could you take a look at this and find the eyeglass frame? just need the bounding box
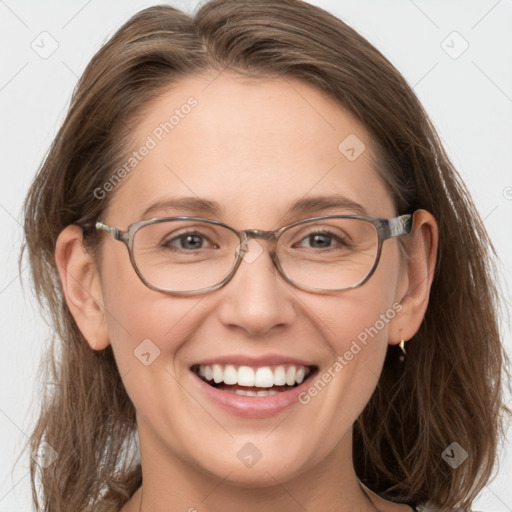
[95,212,414,296]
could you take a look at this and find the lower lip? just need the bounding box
[191,371,315,418]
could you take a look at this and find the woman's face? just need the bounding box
[97,72,408,485]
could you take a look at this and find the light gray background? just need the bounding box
[1,0,511,510]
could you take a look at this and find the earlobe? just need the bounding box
[55,225,110,351]
[388,209,438,346]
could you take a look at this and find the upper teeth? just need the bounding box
[197,364,311,387]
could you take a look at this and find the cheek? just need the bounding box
[99,249,194,371]
[303,251,402,414]
[320,249,401,352]
[100,273,203,431]
[320,292,394,387]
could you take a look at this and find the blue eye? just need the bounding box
[163,231,212,251]
[295,229,348,250]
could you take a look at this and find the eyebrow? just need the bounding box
[141,194,368,220]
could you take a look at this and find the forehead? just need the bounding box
[104,72,394,227]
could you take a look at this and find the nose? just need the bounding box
[216,239,296,336]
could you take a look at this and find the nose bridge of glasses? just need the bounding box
[239,228,279,250]
[242,228,277,241]
[235,229,279,263]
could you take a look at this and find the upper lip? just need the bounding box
[191,354,317,368]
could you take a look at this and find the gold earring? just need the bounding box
[396,313,406,361]
[399,339,406,362]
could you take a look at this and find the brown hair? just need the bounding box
[21,0,509,510]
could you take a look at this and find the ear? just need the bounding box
[55,225,110,351]
[388,209,438,345]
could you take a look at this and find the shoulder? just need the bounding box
[415,504,481,512]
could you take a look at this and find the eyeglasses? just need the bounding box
[95,213,413,296]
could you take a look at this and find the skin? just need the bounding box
[56,72,437,512]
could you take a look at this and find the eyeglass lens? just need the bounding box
[132,218,380,293]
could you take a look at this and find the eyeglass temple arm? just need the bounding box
[95,221,127,242]
[386,214,413,239]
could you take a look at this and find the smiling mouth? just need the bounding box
[190,363,318,396]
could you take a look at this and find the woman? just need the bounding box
[22,0,509,510]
